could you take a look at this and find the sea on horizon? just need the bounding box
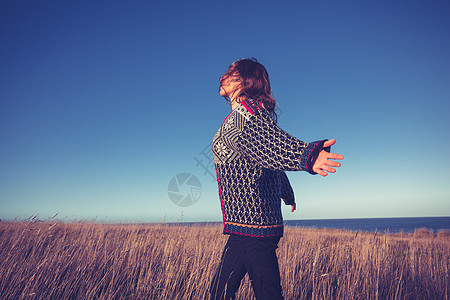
[284,216,450,234]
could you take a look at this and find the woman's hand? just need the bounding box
[291,203,296,212]
[312,139,344,176]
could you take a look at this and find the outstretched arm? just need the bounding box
[312,139,344,176]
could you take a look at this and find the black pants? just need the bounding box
[209,234,284,300]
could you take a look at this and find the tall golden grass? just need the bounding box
[0,221,448,299]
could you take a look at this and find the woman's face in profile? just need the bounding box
[219,75,241,98]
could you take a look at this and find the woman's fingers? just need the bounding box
[323,139,336,148]
[323,166,336,173]
[314,154,343,176]
[316,169,328,176]
[326,160,341,168]
[329,153,344,160]
[323,139,344,159]
[312,140,344,176]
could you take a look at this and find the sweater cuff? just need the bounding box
[282,198,295,206]
[299,140,329,174]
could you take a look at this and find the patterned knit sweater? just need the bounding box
[212,99,327,237]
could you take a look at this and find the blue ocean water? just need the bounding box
[284,217,450,234]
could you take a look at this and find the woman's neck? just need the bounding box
[231,99,239,110]
[230,96,247,110]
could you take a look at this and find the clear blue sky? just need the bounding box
[1,0,449,222]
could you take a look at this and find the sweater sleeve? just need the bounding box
[234,105,327,174]
[280,171,295,205]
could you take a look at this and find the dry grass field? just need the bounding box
[0,221,448,299]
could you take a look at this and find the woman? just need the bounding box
[209,58,343,300]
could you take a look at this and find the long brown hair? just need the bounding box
[220,58,277,122]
